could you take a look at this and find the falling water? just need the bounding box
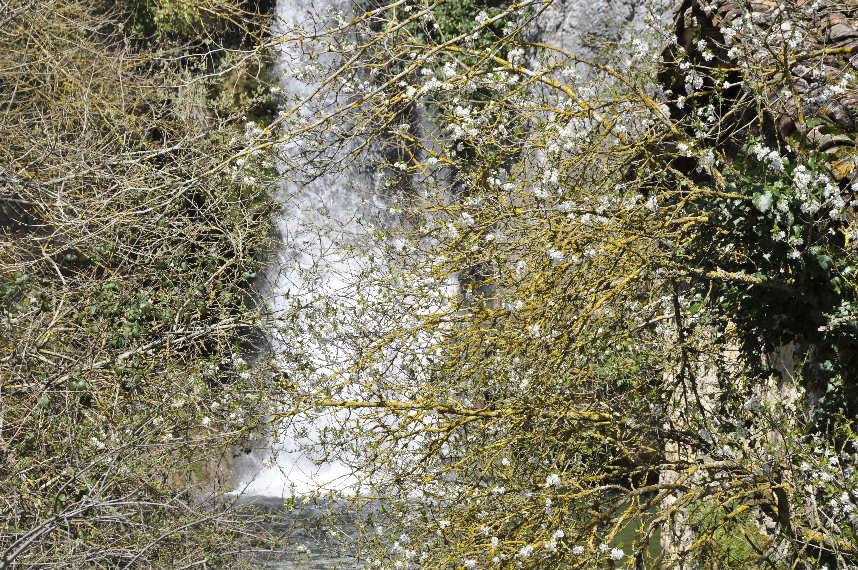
[236,0,389,499]
[225,1,391,566]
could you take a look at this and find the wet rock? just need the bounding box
[829,23,858,43]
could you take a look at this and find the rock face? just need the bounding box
[534,0,678,64]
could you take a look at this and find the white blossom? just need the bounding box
[753,191,773,213]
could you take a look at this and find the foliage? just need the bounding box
[4,0,856,566]
[263,0,858,568]
[126,0,275,43]
[0,0,278,565]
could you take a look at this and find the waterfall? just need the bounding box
[235,0,390,499]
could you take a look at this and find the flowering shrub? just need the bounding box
[263,0,857,567]
[688,143,858,413]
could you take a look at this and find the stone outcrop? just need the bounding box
[663,0,858,185]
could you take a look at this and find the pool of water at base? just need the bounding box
[239,495,362,569]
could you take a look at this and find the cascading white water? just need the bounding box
[235,0,391,498]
